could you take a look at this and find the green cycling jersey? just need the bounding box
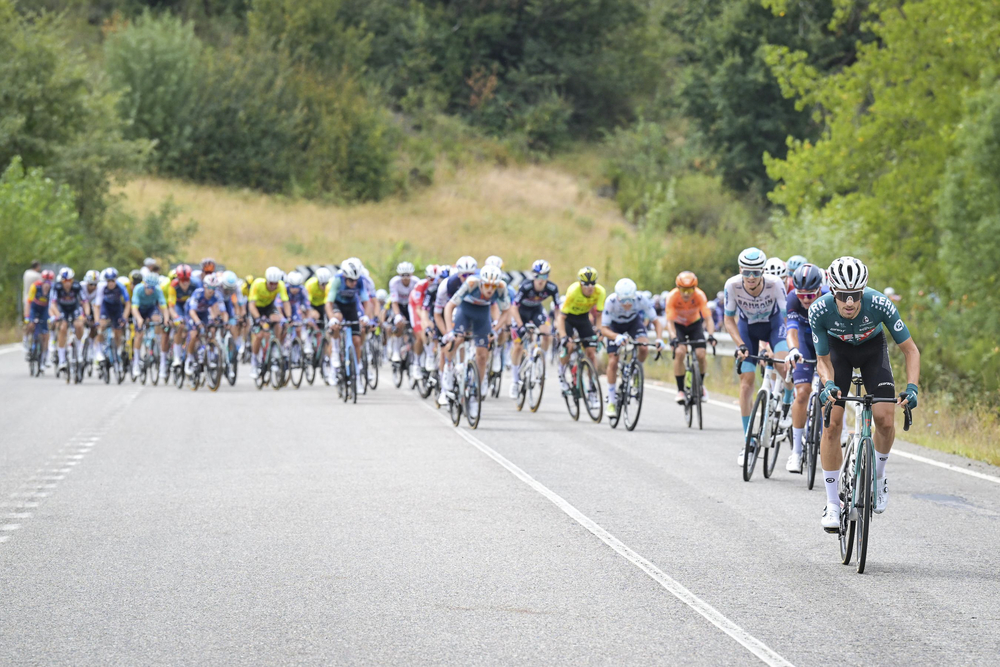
[808,288,911,356]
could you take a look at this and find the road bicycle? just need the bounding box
[390,328,415,390]
[802,373,825,490]
[25,318,47,377]
[96,323,127,385]
[608,336,660,431]
[675,338,716,430]
[283,321,307,389]
[559,335,603,423]
[219,325,239,387]
[136,322,162,385]
[253,320,287,390]
[824,375,911,574]
[486,336,505,399]
[302,322,325,386]
[741,354,795,482]
[513,325,548,413]
[188,320,224,392]
[333,320,361,403]
[361,329,380,391]
[416,335,442,401]
[445,339,481,429]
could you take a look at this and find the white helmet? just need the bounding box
[456,256,478,275]
[396,261,415,275]
[479,265,503,287]
[425,264,438,278]
[265,266,284,283]
[615,278,638,302]
[286,270,304,287]
[204,273,222,289]
[532,259,551,276]
[827,256,869,291]
[315,267,332,285]
[346,256,363,269]
[485,255,504,269]
[375,288,388,302]
[340,259,362,281]
[640,290,652,300]
[738,247,767,271]
[764,257,787,278]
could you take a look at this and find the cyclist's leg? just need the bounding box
[737,318,761,431]
[858,334,897,463]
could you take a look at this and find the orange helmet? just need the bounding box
[676,271,698,288]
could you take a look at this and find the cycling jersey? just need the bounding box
[560,282,606,316]
[52,282,84,310]
[27,281,52,308]
[95,280,130,310]
[303,276,329,308]
[808,288,911,356]
[186,287,224,317]
[167,280,197,312]
[326,273,369,306]
[601,293,656,326]
[248,278,289,308]
[665,288,711,326]
[449,277,512,310]
[131,284,167,309]
[388,275,415,304]
[285,285,309,317]
[409,278,431,330]
[435,274,469,314]
[785,286,830,346]
[514,280,562,308]
[723,274,786,324]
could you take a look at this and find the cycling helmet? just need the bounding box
[578,266,598,285]
[485,255,504,269]
[143,273,160,288]
[339,260,362,281]
[143,257,155,268]
[264,266,284,283]
[827,256,869,291]
[315,267,332,285]
[201,257,216,273]
[532,259,551,277]
[738,247,767,271]
[286,270,304,287]
[786,255,808,273]
[480,265,503,287]
[763,258,787,278]
[222,270,239,288]
[640,290,652,300]
[375,288,388,302]
[346,256,363,270]
[424,264,437,279]
[456,256,478,275]
[130,269,142,285]
[58,267,75,281]
[615,278,637,302]
[139,266,151,279]
[396,261,415,276]
[176,264,192,281]
[439,266,451,280]
[203,273,221,289]
[244,274,254,286]
[675,271,698,288]
[102,267,118,281]
[84,270,100,285]
[792,263,824,291]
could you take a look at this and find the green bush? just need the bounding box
[104,11,204,173]
[603,121,687,216]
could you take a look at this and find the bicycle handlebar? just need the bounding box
[823,397,912,431]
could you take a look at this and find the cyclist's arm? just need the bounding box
[443,301,456,332]
[898,337,920,388]
[724,314,743,348]
[555,309,567,338]
[816,353,835,389]
[249,301,261,320]
[786,326,800,351]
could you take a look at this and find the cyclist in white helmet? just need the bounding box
[388,261,417,365]
[435,256,477,400]
[599,278,664,417]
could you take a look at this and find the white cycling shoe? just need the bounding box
[675,390,685,404]
[785,452,803,474]
[737,447,746,467]
[390,351,401,363]
[874,477,889,514]
[822,502,842,533]
[509,381,520,399]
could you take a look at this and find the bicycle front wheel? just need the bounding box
[856,438,874,574]
[464,362,481,429]
[623,362,644,431]
[580,358,603,423]
[806,393,822,490]
[562,364,580,421]
[743,390,767,482]
[692,366,703,430]
[269,343,284,390]
[206,342,223,391]
[528,352,545,412]
[763,407,782,479]
[839,444,856,565]
[347,349,358,404]
[289,339,305,389]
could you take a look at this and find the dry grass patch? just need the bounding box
[119,165,631,286]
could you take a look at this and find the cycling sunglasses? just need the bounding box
[834,289,864,302]
[679,286,696,295]
[580,280,597,286]
[795,290,819,300]
[741,269,762,278]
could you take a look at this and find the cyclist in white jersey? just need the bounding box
[724,248,792,465]
[388,262,416,363]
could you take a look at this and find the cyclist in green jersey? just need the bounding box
[809,257,921,531]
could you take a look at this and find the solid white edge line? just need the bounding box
[421,403,795,667]
[647,382,1000,484]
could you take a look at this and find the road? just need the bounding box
[1,346,999,666]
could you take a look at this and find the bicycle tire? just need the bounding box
[515,368,527,411]
[608,378,622,429]
[856,438,874,574]
[684,368,694,428]
[366,346,379,390]
[806,393,822,490]
[268,343,284,390]
[464,362,481,429]
[449,385,462,425]
[763,409,782,479]
[205,341,222,391]
[693,366,703,430]
[392,359,403,388]
[289,340,305,389]
[624,361,644,431]
[528,352,545,413]
[839,443,856,564]
[347,349,358,404]
[580,359,603,423]
[743,390,767,482]
[563,364,580,421]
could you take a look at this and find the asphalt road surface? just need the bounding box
[2,346,999,666]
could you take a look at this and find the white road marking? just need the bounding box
[647,381,1000,484]
[0,536,9,543]
[421,403,795,667]
[4,513,31,519]
[1,524,21,531]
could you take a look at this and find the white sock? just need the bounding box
[512,364,520,383]
[58,347,66,363]
[607,385,616,402]
[792,427,805,455]
[876,452,889,480]
[173,343,183,359]
[823,470,840,506]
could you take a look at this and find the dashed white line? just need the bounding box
[421,403,795,667]
[1,524,21,531]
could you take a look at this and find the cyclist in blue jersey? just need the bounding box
[325,259,370,384]
[131,273,168,377]
[185,273,226,377]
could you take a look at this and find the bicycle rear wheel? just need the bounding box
[464,362,481,429]
[763,409,782,479]
[839,444,856,564]
[856,438,874,574]
[347,350,358,404]
[608,379,622,429]
[268,343,284,390]
[624,362,644,431]
[684,368,694,428]
[528,353,545,412]
[580,359,603,423]
[693,367,703,430]
[806,393,822,490]
[743,390,767,482]
[366,346,379,390]
[289,340,305,388]
[562,364,580,421]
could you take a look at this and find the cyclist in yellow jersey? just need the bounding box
[248,267,291,378]
[303,267,333,370]
[556,266,605,390]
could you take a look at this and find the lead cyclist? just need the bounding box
[809,257,920,532]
